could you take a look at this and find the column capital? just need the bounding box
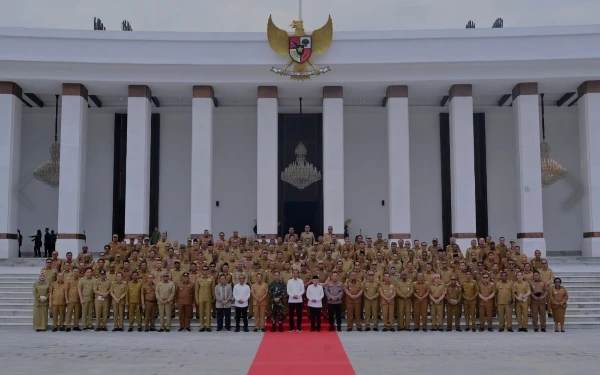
[62,83,88,101]
[577,81,600,97]
[386,85,408,98]
[193,85,215,98]
[128,85,152,101]
[323,86,343,98]
[0,82,22,98]
[449,84,472,100]
[511,82,538,100]
[258,86,278,98]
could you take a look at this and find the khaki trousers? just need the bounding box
[497,304,513,329]
[158,302,172,329]
[364,299,379,328]
[479,301,493,327]
[413,298,428,329]
[446,303,461,330]
[463,302,476,329]
[81,301,94,328]
[94,299,109,328]
[66,302,81,328]
[199,301,212,328]
[113,301,125,328]
[253,302,266,329]
[128,303,142,328]
[144,301,157,328]
[430,302,443,329]
[396,298,412,330]
[531,301,547,329]
[381,302,394,329]
[51,305,65,328]
[346,301,362,329]
[515,301,528,328]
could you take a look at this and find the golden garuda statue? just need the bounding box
[267,15,333,81]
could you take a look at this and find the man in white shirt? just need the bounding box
[287,269,305,332]
[306,275,324,331]
[233,275,250,332]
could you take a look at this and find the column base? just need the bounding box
[517,238,546,258]
[0,239,19,258]
[582,238,600,257]
[56,238,86,258]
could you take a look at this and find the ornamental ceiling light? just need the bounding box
[539,93,566,187]
[281,142,321,190]
[33,94,60,188]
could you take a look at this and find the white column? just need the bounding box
[0,82,22,258]
[191,86,214,238]
[512,83,546,257]
[323,86,345,241]
[578,81,600,257]
[386,85,411,245]
[125,85,152,238]
[256,86,278,239]
[448,84,477,250]
[56,83,89,257]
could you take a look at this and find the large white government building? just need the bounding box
[1,22,600,259]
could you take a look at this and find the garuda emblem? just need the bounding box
[267,15,333,81]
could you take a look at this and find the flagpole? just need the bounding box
[299,0,303,20]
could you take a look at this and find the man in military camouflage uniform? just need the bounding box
[268,271,286,332]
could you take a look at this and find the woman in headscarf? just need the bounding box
[33,272,50,331]
[549,277,568,332]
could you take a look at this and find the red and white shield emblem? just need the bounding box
[289,36,312,63]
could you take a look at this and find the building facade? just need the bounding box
[0,24,600,258]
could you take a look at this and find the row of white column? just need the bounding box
[1,81,600,257]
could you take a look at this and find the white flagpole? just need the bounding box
[299,0,303,20]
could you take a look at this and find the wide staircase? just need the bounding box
[0,256,599,330]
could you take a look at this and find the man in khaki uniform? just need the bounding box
[196,265,215,332]
[413,273,430,331]
[530,270,548,332]
[396,272,414,331]
[41,259,58,284]
[175,272,195,331]
[127,271,143,332]
[142,274,158,331]
[300,225,315,245]
[445,276,462,331]
[513,271,531,332]
[110,272,128,331]
[78,268,95,330]
[362,271,380,331]
[155,273,175,332]
[344,271,364,331]
[478,273,495,331]
[65,268,81,331]
[93,270,111,331]
[378,273,396,332]
[429,274,446,331]
[495,271,514,332]
[49,273,68,331]
[461,271,478,332]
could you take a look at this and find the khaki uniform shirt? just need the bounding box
[413,282,430,298]
[396,280,414,299]
[445,284,462,304]
[66,277,80,303]
[51,281,68,305]
[251,283,268,306]
[142,282,157,302]
[478,282,494,302]
[78,277,95,302]
[93,278,111,297]
[170,268,184,284]
[378,282,395,304]
[127,280,143,304]
[195,276,215,302]
[362,280,379,299]
[175,281,195,305]
[156,281,175,303]
[110,281,128,305]
[512,281,531,301]
[494,280,514,305]
[429,284,446,299]
[461,280,479,302]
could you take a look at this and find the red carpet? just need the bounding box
[248,306,355,375]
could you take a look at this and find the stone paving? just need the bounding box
[0,330,599,375]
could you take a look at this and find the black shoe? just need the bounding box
[217,328,222,332]
[534,328,538,332]
[271,326,277,332]
[541,328,546,332]
[165,329,170,332]
[235,328,240,332]
[279,326,284,332]
[112,328,118,332]
[36,329,42,332]
[365,327,371,332]
[65,328,71,332]
[52,328,57,332]
[129,328,134,332]
[178,328,184,332]
[145,329,149,332]
[83,328,88,331]
[158,329,164,332]
[59,327,65,332]
[465,328,470,332]
[523,328,528,332]
[73,327,81,331]
[328,326,334,331]
[95,328,101,332]
[373,327,379,332]
[102,328,108,331]
[206,328,212,332]
[199,328,206,332]
[499,328,504,332]
[414,328,420,332]
[150,328,156,331]
[479,327,484,332]
[261,328,266,332]
[357,327,363,332]
[254,328,259,332]
[347,328,352,332]
[488,328,493,332]
[382,328,388,332]
[138,328,143,332]
[337,327,342,332]
[423,328,427,332]
[243,328,249,332]
[389,328,395,332]
[507,328,514,332]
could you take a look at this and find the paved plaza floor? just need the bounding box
[0,330,598,375]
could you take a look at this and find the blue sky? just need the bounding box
[0,0,596,32]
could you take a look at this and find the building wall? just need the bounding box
[17,104,581,254]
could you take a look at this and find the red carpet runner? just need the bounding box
[247,305,356,375]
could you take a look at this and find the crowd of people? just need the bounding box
[32,225,569,334]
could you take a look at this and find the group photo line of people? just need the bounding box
[32,225,569,334]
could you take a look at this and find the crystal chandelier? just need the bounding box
[281,142,321,190]
[33,95,60,188]
[539,93,566,187]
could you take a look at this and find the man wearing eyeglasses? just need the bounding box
[478,273,495,331]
